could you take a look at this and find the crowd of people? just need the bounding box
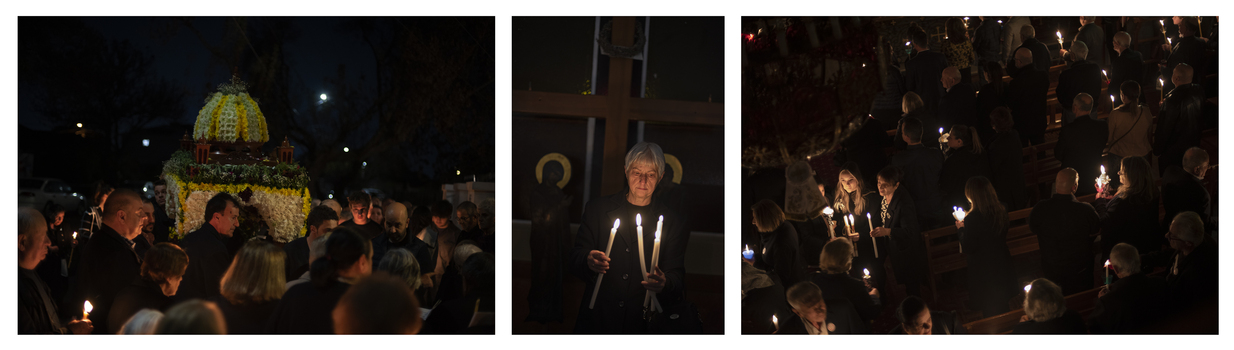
[19,182,496,334]
[744,16,1216,334]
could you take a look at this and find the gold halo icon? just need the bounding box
[664,153,683,184]
[535,153,571,189]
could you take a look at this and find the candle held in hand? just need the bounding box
[1024,284,1032,293]
[743,245,754,260]
[83,300,93,320]
[1104,259,1112,284]
[772,315,779,331]
[589,218,621,309]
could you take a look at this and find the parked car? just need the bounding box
[18,177,84,213]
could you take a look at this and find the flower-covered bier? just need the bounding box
[192,75,269,143]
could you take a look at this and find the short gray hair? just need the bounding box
[1113,32,1131,47]
[1171,211,1205,245]
[624,142,665,180]
[377,248,422,291]
[453,242,483,273]
[18,207,46,241]
[1074,93,1094,114]
[119,309,164,334]
[786,281,823,310]
[1109,243,1141,275]
[1069,40,1089,60]
[1024,278,1066,321]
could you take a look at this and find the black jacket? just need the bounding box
[1096,193,1163,257]
[1109,50,1143,104]
[18,268,65,334]
[1030,193,1101,295]
[741,279,788,334]
[372,231,437,275]
[339,220,383,241]
[569,191,687,334]
[957,210,1017,317]
[265,281,351,334]
[1088,273,1167,334]
[789,216,830,270]
[1165,238,1218,312]
[888,310,967,334]
[776,298,867,334]
[987,130,1028,210]
[1070,23,1107,67]
[808,272,880,324]
[975,81,1007,142]
[212,296,279,334]
[1162,36,1207,90]
[940,147,992,209]
[1154,83,1205,168]
[1054,115,1109,196]
[889,144,945,228]
[1006,37,1052,75]
[76,223,142,334]
[177,224,232,302]
[758,223,803,289]
[1011,309,1088,334]
[108,277,172,333]
[1056,60,1104,111]
[837,116,892,188]
[422,295,480,334]
[973,20,1003,64]
[1006,65,1050,140]
[905,50,949,116]
[880,186,928,286]
[282,236,310,281]
[938,82,977,128]
[1161,165,1212,233]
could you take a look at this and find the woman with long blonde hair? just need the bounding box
[212,240,286,334]
[832,162,886,291]
[1096,156,1162,258]
[954,176,1016,317]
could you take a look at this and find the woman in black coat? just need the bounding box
[570,142,688,334]
[986,107,1028,211]
[751,199,803,290]
[1095,156,1162,258]
[831,163,886,292]
[108,243,188,333]
[870,167,929,298]
[975,61,1007,144]
[940,124,993,210]
[955,177,1018,318]
[741,261,788,334]
[809,238,881,324]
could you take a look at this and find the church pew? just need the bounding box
[963,285,1104,334]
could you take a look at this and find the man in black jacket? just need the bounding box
[74,189,145,333]
[1056,41,1104,125]
[1060,17,1107,69]
[19,208,93,334]
[1160,17,1206,92]
[373,202,436,278]
[284,205,339,280]
[1088,243,1167,334]
[1007,48,1050,146]
[1054,93,1108,196]
[176,193,239,302]
[151,179,173,243]
[889,118,945,229]
[1162,148,1212,234]
[1109,32,1143,105]
[904,28,948,133]
[1030,169,1101,295]
[1162,211,1217,333]
[1154,64,1205,175]
[1006,24,1052,76]
[938,66,976,128]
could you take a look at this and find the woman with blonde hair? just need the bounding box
[1096,156,1162,258]
[808,238,881,323]
[954,176,1016,317]
[831,163,886,291]
[212,240,286,334]
[751,199,803,289]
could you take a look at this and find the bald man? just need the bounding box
[1005,24,1051,75]
[1155,63,1206,174]
[937,66,977,128]
[1108,32,1143,105]
[1055,92,1109,196]
[1007,47,1051,146]
[19,208,93,334]
[1162,147,1213,234]
[74,189,145,333]
[1029,168,1101,295]
[1056,41,1104,125]
[372,202,436,284]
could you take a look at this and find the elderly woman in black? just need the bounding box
[1096,156,1163,258]
[869,167,929,297]
[1013,278,1088,334]
[831,163,886,292]
[570,142,687,334]
[954,176,1018,317]
[751,199,803,290]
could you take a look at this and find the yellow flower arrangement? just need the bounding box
[191,78,268,142]
[165,174,311,243]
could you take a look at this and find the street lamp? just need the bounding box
[456,170,461,175]
[343,147,349,153]
[320,94,328,101]
[362,162,367,167]
[142,139,150,147]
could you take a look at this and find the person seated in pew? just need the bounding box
[1160,211,1217,333]
[1162,147,1213,235]
[1088,243,1167,334]
[808,238,881,324]
[888,295,965,334]
[954,177,1017,318]
[939,124,991,210]
[870,167,929,298]
[1031,168,1101,295]
[1012,278,1088,334]
[1095,156,1162,259]
[1054,93,1108,197]
[777,281,865,334]
[985,107,1027,211]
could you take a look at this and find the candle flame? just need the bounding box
[1024,284,1032,292]
[939,127,944,134]
[863,268,870,276]
[905,41,910,46]
[823,206,833,215]
[614,218,620,229]
[772,315,778,324]
[84,301,93,314]
[1101,165,1106,174]
[1056,31,1062,39]
[1104,259,1111,267]
[1111,95,1115,102]
[636,214,641,226]
[659,215,664,222]
[745,244,749,251]
[73,231,77,239]
[746,33,754,42]
[1168,37,1172,45]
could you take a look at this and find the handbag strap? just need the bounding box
[1106,105,1146,153]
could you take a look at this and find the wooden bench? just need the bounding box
[963,285,1104,334]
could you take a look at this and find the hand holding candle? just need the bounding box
[952,206,967,222]
[823,206,835,239]
[83,300,93,321]
[1096,165,1111,194]
[589,219,620,309]
[743,244,754,260]
[1104,259,1112,285]
[1056,31,1064,46]
[772,315,779,332]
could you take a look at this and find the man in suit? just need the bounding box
[74,189,144,333]
[1109,32,1143,105]
[1006,24,1052,76]
[938,66,976,128]
[1160,17,1206,92]
[904,27,949,138]
[1154,64,1205,175]
[1060,17,1107,68]
[889,118,945,229]
[176,193,239,302]
[1054,93,1108,196]
[1162,211,1217,333]
[1162,148,1213,234]
[1007,48,1050,146]
[283,205,339,280]
[1056,41,1104,125]
[1088,243,1167,334]
[1030,169,1101,295]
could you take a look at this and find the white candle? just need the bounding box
[1104,259,1111,284]
[589,219,620,309]
[823,207,835,239]
[636,214,647,281]
[867,212,877,258]
[651,225,662,273]
[743,244,754,260]
[1056,31,1064,46]
[772,315,779,331]
[83,300,93,321]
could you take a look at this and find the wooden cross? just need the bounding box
[513,17,724,197]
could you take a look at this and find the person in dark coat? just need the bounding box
[134,199,156,258]
[1006,24,1052,76]
[940,125,992,209]
[176,193,239,302]
[19,208,92,334]
[778,282,867,334]
[1162,211,1217,331]
[1007,47,1050,146]
[1088,243,1167,334]
[1061,17,1107,68]
[331,272,423,334]
[1054,93,1109,197]
[955,177,1018,317]
[1056,41,1105,125]
[152,180,174,244]
[422,252,494,334]
[1109,32,1144,105]
[889,295,966,334]
[456,201,484,245]
[938,67,977,128]
[1160,17,1207,92]
[975,61,1007,143]
[73,189,145,334]
[893,93,934,150]
[741,261,788,334]
[108,242,187,333]
[266,226,372,334]
[1161,148,1213,234]
[905,28,949,122]
[1154,64,1205,174]
[829,164,886,292]
[751,199,803,290]
[284,205,339,281]
[808,238,880,324]
[1013,278,1088,334]
[1031,168,1101,295]
[339,191,383,241]
[212,240,285,334]
[871,167,929,297]
[1096,156,1163,258]
[972,17,1003,87]
[889,118,946,229]
[986,107,1028,210]
[372,203,435,282]
[570,142,688,334]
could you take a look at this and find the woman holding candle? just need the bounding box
[869,167,929,298]
[831,163,886,292]
[1095,156,1162,259]
[939,124,992,210]
[808,238,882,324]
[1104,80,1154,190]
[570,142,687,334]
[751,199,803,292]
[954,176,1017,318]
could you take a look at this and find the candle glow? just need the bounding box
[83,300,93,320]
[952,206,966,221]
[1024,284,1032,293]
[823,206,834,217]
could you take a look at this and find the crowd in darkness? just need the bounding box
[743,16,1216,334]
[19,182,495,334]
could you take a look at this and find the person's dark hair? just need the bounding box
[878,166,903,185]
[306,205,340,231]
[1118,80,1143,117]
[154,179,167,187]
[430,200,453,219]
[42,203,66,227]
[461,252,495,297]
[985,61,1004,95]
[1180,16,1200,34]
[141,243,190,285]
[945,17,966,44]
[989,106,1014,132]
[896,295,929,325]
[901,117,923,143]
[202,193,239,223]
[964,176,1008,233]
[91,180,113,207]
[347,191,371,208]
[750,199,785,233]
[908,22,928,47]
[333,272,422,334]
[310,226,372,288]
[948,124,983,154]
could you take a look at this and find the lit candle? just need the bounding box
[1104,259,1112,285]
[952,206,967,222]
[1102,69,1109,82]
[997,20,1002,24]
[72,231,77,240]
[822,206,835,239]
[646,217,663,310]
[1024,284,1032,293]
[743,244,754,260]
[1056,31,1064,47]
[1097,165,1110,192]
[1160,78,1165,91]
[83,300,93,321]
[867,212,878,258]
[772,315,779,331]
[636,214,647,284]
[589,219,620,309]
